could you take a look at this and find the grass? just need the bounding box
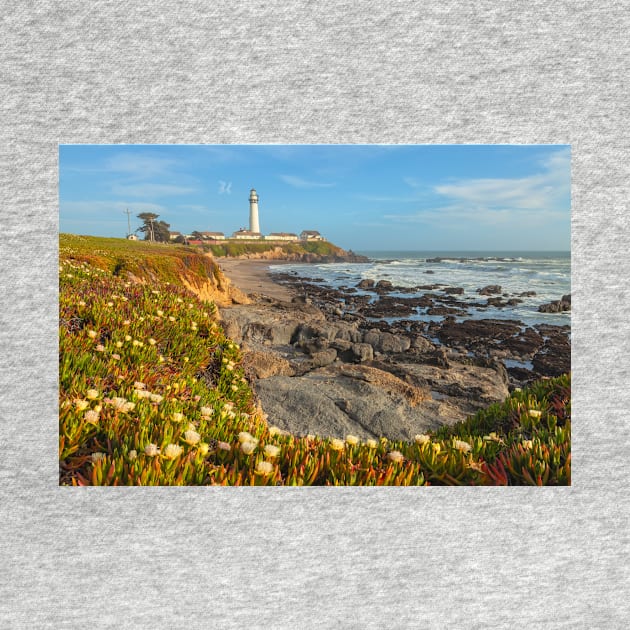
[205,240,346,258]
[59,236,570,486]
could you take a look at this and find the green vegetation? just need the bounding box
[59,236,570,485]
[205,239,345,258]
[60,233,219,286]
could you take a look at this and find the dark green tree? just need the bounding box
[137,212,171,243]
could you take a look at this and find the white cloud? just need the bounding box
[218,180,232,195]
[111,183,196,197]
[279,175,335,188]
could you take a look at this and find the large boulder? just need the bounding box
[477,285,502,295]
[363,329,411,354]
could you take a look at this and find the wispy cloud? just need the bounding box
[104,154,179,178]
[111,183,196,198]
[279,175,335,189]
[218,180,232,195]
[386,148,570,228]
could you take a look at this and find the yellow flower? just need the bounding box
[162,444,183,460]
[128,450,137,460]
[148,338,157,345]
[144,444,159,457]
[387,450,404,463]
[183,430,201,445]
[115,341,123,348]
[75,399,89,411]
[264,444,280,458]
[168,316,176,322]
[125,335,132,342]
[198,443,210,456]
[256,461,274,476]
[87,330,97,338]
[529,409,542,419]
[156,310,164,317]
[329,438,345,452]
[345,434,360,446]
[86,389,99,400]
[414,434,431,445]
[172,412,184,422]
[365,439,378,449]
[523,440,534,449]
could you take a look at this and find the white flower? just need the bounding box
[365,439,378,449]
[217,441,231,451]
[529,409,542,419]
[87,330,98,338]
[345,434,359,446]
[200,406,213,416]
[329,438,345,452]
[172,412,184,422]
[144,444,160,457]
[162,443,183,460]
[128,450,137,460]
[387,450,404,463]
[91,452,106,463]
[183,430,201,445]
[256,461,274,476]
[414,434,431,445]
[240,441,257,455]
[264,444,280,458]
[156,310,164,317]
[149,393,163,403]
[238,431,258,444]
[134,381,146,390]
[84,410,100,424]
[111,353,120,360]
[86,389,99,400]
[135,389,151,399]
[95,344,105,352]
[148,338,157,345]
[168,316,176,322]
[268,425,282,437]
[453,439,472,453]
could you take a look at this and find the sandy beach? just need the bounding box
[216,258,295,301]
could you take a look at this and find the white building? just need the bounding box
[300,230,324,241]
[231,229,262,240]
[265,232,299,241]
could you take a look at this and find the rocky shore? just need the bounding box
[218,264,571,441]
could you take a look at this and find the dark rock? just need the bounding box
[477,285,502,295]
[356,279,375,289]
[538,296,571,313]
[374,279,393,293]
[443,287,464,295]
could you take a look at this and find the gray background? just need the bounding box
[1,1,628,627]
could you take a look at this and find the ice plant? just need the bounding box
[183,430,201,445]
[240,441,257,455]
[162,444,183,460]
[264,445,280,458]
[414,434,430,445]
[453,440,472,453]
[345,435,359,446]
[256,461,274,476]
[329,438,345,452]
[144,444,160,457]
[387,451,404,463]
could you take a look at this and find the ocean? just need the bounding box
[270,251,571,328]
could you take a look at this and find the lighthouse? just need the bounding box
[249,188,260,233]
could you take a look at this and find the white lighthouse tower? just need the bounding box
[249,188,260,234]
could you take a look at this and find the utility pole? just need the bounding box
[124,208,132,237]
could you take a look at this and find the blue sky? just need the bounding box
[59,144,570,251]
